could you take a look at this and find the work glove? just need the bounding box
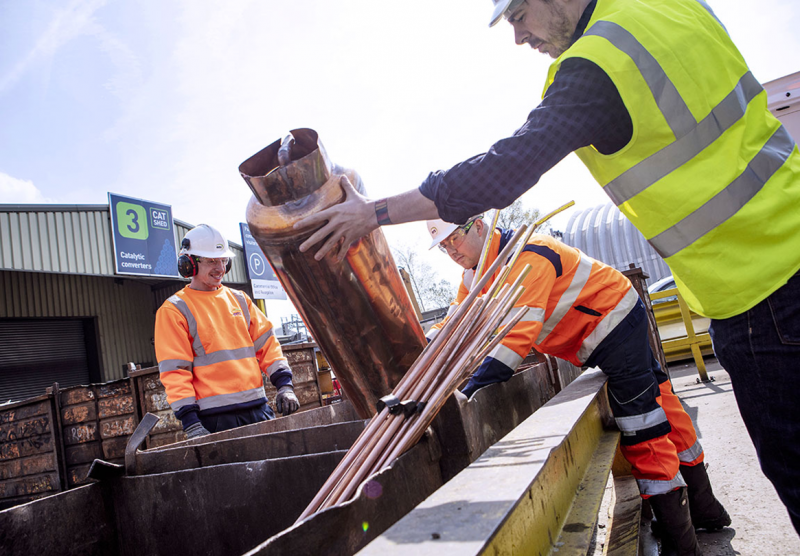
[276,385,300,416]
[184,422,211,439]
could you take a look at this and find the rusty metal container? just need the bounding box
[240,128,426,418]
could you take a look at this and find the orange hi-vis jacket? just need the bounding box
[428,230,638,373]
[155,285,292,424]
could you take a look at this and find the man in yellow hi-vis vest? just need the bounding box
[295,0,800,548]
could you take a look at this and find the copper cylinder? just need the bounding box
[240,129,426,418]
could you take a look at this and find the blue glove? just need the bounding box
[185,422,211,439]
[276,385,300,416]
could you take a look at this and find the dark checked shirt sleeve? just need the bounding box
[418,57,632,224]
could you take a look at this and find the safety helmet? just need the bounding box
[426,219,461,250]
[177,224,235,278]
[180,224,235,258]
[426,215,483,250]
[489,0,524,27]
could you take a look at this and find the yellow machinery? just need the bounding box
[650,287,714,381]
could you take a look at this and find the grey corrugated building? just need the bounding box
[0,204,252,403]
[562,202,671,286]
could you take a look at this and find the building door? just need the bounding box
[0,319,96,403]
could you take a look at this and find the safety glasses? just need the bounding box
[198,257,230,267]
[437,220,477,253]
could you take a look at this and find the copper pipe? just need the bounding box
[473,208,501,290]
[302,228,530,517]
[241,129,427,418]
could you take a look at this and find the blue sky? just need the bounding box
[1,0,798,319]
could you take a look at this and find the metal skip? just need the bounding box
[239,129,427,418]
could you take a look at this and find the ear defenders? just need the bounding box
[177,238,232,278]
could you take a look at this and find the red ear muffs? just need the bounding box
[178,254,199,278]
[178,255,231,277]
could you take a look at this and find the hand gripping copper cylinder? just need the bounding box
[240,129,427,418]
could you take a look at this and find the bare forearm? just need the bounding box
[296,177,441,261]
[376,188,440,226]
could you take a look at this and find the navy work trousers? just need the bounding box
[199,402,275,434]
[709,270,800,536]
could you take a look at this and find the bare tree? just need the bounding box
[391,244,457,312]
[495,200,547,231]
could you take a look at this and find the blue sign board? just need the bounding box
[240,223,287,300]
[108,193,179,277]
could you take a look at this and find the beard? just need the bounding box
[545,1,576,57]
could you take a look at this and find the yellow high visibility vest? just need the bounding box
[544,0,800,319]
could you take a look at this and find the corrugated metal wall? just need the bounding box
[0,206,248,283]
[0,206,114,275]
[0,270,157,382]
[563,202,671,286]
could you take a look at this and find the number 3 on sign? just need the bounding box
[116,201,149,240]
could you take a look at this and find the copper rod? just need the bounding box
[385,285,527,461]
[386,304,530,461]
[303,227,531,517]
[533,200,575,231]
[472,209,501,290]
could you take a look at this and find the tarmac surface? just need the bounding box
[655,358,800,556]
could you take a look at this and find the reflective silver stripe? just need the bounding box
[230,290,251,329]
[586,21,696,139]
[487,344,524,372]
[167,295,205,357]
[197,386,267,411]
[170,396,197,411]
[536,255,593,344]
[426,327,441,341]
[254,329,275,352]
[695,0,727,33]
[650,125,796,258]
[615,406,668,433]
[499,306,541,329]
[637,471,687,496]
[446,303,459,317]
[194,346,256,368]
[158,359,193,374]
[265,359,290,377]
[678,440,704,463]
[605,72,763,206]
[576,286,638,364]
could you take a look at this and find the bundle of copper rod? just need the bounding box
[296,225,536,523]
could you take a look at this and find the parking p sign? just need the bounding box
[240,223,287,300]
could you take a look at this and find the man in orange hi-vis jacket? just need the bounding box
[426,215,729,554]
[155,224,299,440]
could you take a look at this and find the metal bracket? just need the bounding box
[376,394,402,415]
[125,412,160,476]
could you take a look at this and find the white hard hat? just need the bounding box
[425,218,458,249]
[489,0,524,27]
[180,224,235,259]
[426,219,460,250]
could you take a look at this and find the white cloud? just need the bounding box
[0,0,108,95]
[0,173,59,204]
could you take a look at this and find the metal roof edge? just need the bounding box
[0,203,109,213]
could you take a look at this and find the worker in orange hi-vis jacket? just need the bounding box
[426,215,729,553]
[154,224,299,440]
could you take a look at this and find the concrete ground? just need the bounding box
[657,358,800,556]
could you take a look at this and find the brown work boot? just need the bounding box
[649,487,703,556]
[680,463,732,531]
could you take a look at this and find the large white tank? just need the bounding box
[562,202,671,286]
